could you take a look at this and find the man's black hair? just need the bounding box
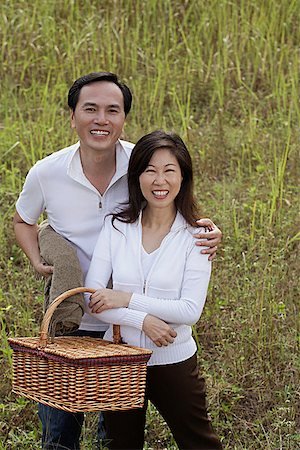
[68,72,132,116]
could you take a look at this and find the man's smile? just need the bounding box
[90,130,110,135]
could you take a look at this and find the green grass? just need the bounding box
[1,0,299,448]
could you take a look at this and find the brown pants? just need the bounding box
[38,223,84,336]
[103,353,222,450]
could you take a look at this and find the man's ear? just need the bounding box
[70,111,76,129]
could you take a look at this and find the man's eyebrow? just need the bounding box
[82,102,97,107]
[81,102,121,108]
[108,104,121,108]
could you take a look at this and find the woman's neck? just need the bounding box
[141,205,177,253]
[141,204,177,230]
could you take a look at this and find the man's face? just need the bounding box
[71,81,126,155]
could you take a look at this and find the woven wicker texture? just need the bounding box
[9,336,152,360]
[9,288,152,412]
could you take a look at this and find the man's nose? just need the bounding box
[94,111,109,124]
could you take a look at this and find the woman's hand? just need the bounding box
[89,289,132,313]
[142,315,177,347]
[194,218,222,261]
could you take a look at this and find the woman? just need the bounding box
[85,130,222,450]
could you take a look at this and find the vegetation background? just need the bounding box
[0,0,299,449]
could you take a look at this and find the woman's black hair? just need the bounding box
[113,130,201,227]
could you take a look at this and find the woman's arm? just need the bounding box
[85,220,176,341]
[128,243,211,325]
[90,241,211,326]
[84,220,146,329]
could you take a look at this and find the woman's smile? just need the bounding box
[152,190,169,199]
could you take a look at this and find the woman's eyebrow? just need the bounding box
[146,163,177,167]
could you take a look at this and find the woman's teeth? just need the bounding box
[152,190,168,196]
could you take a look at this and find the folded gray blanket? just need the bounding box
[38,222,84,337]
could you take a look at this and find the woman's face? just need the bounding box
[139,148,183,210]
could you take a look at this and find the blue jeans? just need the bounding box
[38,330,106,450]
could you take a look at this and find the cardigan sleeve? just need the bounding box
[84,217,113,292]
[128,241,211,325]
[84,218,147,331]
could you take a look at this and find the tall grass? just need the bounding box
[1,0,299,448]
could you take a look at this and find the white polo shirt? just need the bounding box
[16,139,134,331]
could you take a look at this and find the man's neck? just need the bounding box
[79,145,117,194]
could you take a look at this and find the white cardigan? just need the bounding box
[84,212,211,366]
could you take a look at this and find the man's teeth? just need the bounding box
[90,130,109,135]
[153,191,168,196]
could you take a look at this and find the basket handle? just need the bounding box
[39,287,122,347]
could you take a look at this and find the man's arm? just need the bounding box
[195,218,222,261]
[13,212,53,276]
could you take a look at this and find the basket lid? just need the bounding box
[9,336,152,367]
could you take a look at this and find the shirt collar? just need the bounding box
[67,140,130,190]
[110,140,131,185]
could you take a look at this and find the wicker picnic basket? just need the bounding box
[8,287,152,412]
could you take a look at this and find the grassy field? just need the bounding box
[0,0,299,449]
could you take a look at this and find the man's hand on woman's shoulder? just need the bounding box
[194,218,222,261]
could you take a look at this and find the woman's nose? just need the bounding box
[153,173,166,184]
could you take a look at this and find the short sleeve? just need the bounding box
[16,166,45,224]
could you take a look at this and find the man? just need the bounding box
[13,72,222,450]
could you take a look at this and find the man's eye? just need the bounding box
[85,107,95,112]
